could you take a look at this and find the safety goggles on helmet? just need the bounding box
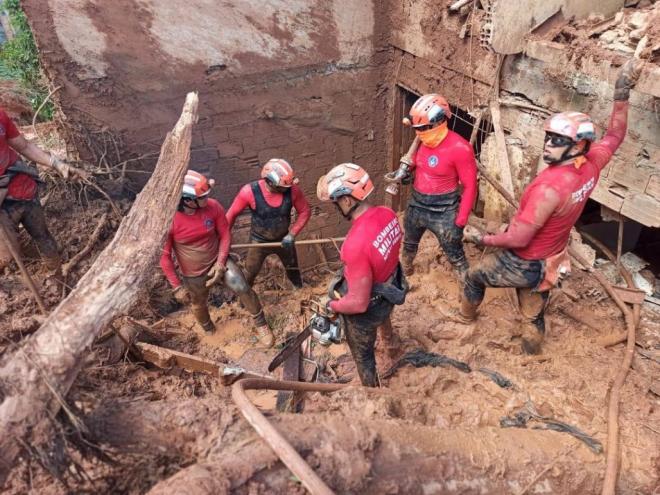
[544,132,575,148]
[404,94,452,129]
[413,123,439,132]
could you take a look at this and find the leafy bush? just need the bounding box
[0,0,53,119]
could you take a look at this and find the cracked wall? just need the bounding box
[23,0,390,255]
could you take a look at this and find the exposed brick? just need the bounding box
[217,141,244,157]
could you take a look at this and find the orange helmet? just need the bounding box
[261,158,298,188]
[405,94,451,128]
[543,112,596,143]
[182,170,214,199]
[317,163,374,202]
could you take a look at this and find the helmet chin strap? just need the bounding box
[334,199,360,219]
[546,141,590,165]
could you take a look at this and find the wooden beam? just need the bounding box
[136,342,221,375]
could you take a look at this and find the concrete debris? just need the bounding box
[597,8,651,53]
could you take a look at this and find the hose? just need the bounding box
[231,378,348,495]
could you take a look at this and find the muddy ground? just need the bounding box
[0,147,659,493]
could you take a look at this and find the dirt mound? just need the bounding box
[1,193,658,494]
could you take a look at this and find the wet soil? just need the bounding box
[0,167,658,493]
[0,205,660,493]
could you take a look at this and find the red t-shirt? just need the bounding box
[225,179,311,235]
[509,101,629,260]
[329,206,402,315]
[160,199,230,288]
[0,110,37,201]
[410,130,478,227]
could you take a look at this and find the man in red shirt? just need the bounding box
[0,108,87,273]
[317,163,408,387]
[388,94,478,282]
[460,59,641,354]
[226,159,311,288]
[161,170,273,345]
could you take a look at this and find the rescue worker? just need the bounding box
[160,170,274,346]
[226,159,311,288]
[316,163,408,387]
[460,58,641,354]
[0,108,88,273]
[388,94,477,281]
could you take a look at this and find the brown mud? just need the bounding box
[1,188,658,493]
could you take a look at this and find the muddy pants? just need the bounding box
[243,239,302,288]
[344,297,394,387]
[403,203,468,277]
[182,259,266,329]
[0,199,60,270]
[464,249,548,335]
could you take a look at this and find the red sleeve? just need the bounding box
[0,111,20,139]
[409,147,420,171]
[587,101,628,171]
[289,186,311,236]
[213,202,231,265]
[454,144,478,227]
[225,185,254,229]
[483,184,560,249]
[160,230,181,288]
[329,247,373,315]
[482,217,540,249]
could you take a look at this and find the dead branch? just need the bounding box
[0,212,47,314]
[62,211,109,278]
[82,178,122,219]
[31,86,62,140]
[0,92,199,486]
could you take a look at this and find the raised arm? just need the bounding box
[588,59,641,171]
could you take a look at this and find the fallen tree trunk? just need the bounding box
[81,398,604,495]
[0,92,199,485]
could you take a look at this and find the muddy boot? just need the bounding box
[200,318,216,335]
[458,298,479,323]
[42,255,64,295]
[252,310,274,348]
[401,251,415,277]
[454,266,468,302]
[520,321,544,355]
[191,302,214,335]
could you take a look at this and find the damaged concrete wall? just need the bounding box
[484,0,625,54]
[388,0,659,227]
[22,0,389,250]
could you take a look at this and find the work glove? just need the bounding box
[51,157,91,181]
[385,163,411,183]
[281,233,295,249]
[173,286,190,305]
[318,295,339,318]
[463,225,485,245]
[614,58,642,101]
[205,262,227,288]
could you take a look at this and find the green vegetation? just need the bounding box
[0,0,53,119]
